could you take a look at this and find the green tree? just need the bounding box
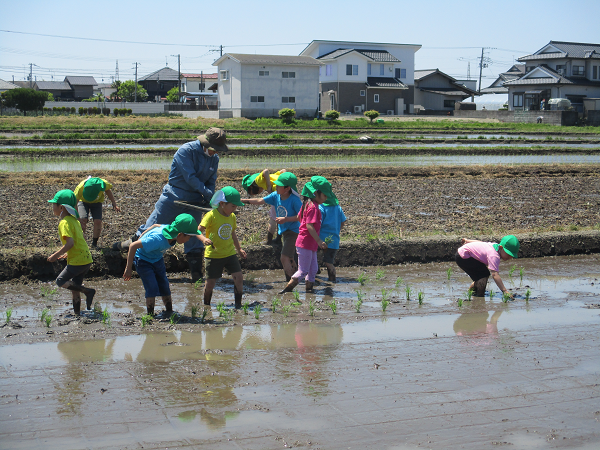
[166,86,180,103]
[116,80,148,102]
[110,80,122,102]
[1,88,49,116]
[364,110,380,123]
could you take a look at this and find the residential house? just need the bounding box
[504,41,600,112]
[65,76,97,100]
[181,73,218,93]
[481,64,525,94]
[94,83,117,100]
[413,69,478,112]
[0,78,19,93]
[299,40,421,115]
[139,67,180,101]
[213,53,321,118]
[35,81,74,100]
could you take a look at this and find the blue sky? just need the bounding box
[1,0,599,88]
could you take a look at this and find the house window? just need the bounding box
[573,65,584,76]
[360,90,365,97]
[444,100,455,108]
[556,64,566,73]
[259,70,269,76]
[220,70,229,81]
[525,66,533,73]
[282,71,295,78]
[380,64,384,76]
[374,94,379,103]
[282,97,296,103]
[367,64,371,76]
[593,66,598,80]
[326,65,332,76]
[395,68,407,78]
[513,93,523,107]
[346,65,358,76]
[250,96,265,103]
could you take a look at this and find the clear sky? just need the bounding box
[1,0,599,89]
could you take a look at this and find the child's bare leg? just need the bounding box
[71,290,81,315]
[146,297,156,316]
[161,295,173,314]
[281,255,295,281]
[203,279,217,306]
[92,219,102,246]
[325,262,336,282]
[232,272,243,308]
[61,280,95,311]
[474,277,489,297]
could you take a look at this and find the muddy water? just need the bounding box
[1,254,599,449]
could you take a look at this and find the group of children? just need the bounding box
[47,171,519,316]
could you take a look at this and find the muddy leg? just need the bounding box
[232,272,243,309]
[474,277,488,297]
[305,281,314,292]
[281,255,295,282]
[72,292,81,315]
[325,263,336,283]
[146,297,155,316]
[162,295,173,314]
[64,282,95,310]
[92,219,102,247]
[278,277,299,294]
[203,279,216,306]
[266,232,274,245]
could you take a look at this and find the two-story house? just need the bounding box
[139,67,180,101]
[414,69,478,112]
[504,41,600,112]
[213,53,321,118]
[299,40,421,115]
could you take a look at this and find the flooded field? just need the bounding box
[1,254,599,449]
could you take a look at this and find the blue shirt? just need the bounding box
[263,192,302,234]
[318,204,347,249]
[168,140,219,201]
[135,226,174,263]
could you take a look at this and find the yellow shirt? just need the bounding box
[200,209,237,259]
[254,171,281,192]
[58,215,93,266]
[74,178,113,203]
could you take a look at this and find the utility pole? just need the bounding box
[29,63,33,88]
[115,60,119,81]
[478,48,484,93]
[171,54,181,102]
[133,62,140,102]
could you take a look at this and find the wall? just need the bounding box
[587,110,600,126]
[453,109,578,126]
[47,101,166,114]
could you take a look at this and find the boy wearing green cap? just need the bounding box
[242,169,287,244]
[455,235,520,298]
[47,189,95,315]
[198,187,247,309]
[74,176,121,248]
[123,213,201,316]
[242,172,302,282]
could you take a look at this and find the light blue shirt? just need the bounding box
[135,226,174,263]
[318,204,347,249]
[263,192,302,234]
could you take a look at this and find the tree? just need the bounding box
[110,80,122,102]
[364,110,380,123]
[0,88,49,116]
[116,80,148,102]
[166,86,180,103]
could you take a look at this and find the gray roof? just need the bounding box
[139,67,180,81]
[519,41,600,61]
[317,48,400,62]
[503,66,571,86]
[366,77,407,88]
[414,69,478,95]
[480,86,508,94]
[0,79,19,90]
[414,69,437,80]
[420,88,472,97]
[223,54,321,66]
[36,81,72,90]
[65,76,97,86]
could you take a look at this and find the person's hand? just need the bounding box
[58,254,68,260]
[319,241,328,250]
[203,237,213,247]
[47,254,57,262]
[238,249,247,259]
[461,238,467,245]
[275,217,286,224]
[123,268,132,281]
[113,205,121,212]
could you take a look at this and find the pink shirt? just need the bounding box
[296,201,322,251]
[458,241,500,272]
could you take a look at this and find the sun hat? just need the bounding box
[198,127,228,152]
[48,189,79,218]
[161,214,201,239]
[301,176,338,205]
[242,173,260,192]
[273,172,298,192]
[82,177,106,202]
[493,235,520,258]
[209,186,244,209]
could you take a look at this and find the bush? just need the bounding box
[364,110,380,123]
[278,108,296,123]
[127,109,132,115]
[78,107,84,115]
[71,107,76,114]
[325,110,340,120]
[113,108,119,116]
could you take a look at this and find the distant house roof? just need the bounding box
[36,81,72,90]
[213,54,321,66]
[317,48,400,62]
[519,41,600,61]
[65,76,97,86]
[0,79,19,90]
[181,73,218,79]
[481,64,526,93]
[420,88,472,96]
[414,69,478,95]
[503,66,571,86]
[365,77,407,89]
[139,67,180,81]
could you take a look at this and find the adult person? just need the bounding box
[115,127,228,282]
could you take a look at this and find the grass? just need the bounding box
[140,314,153,327]
[357,272,368,286]
[375,268,385,280]
[242,301,250,315]
[253,305,261,320]
[271,297,281,313]
[241,231,263,247]
[327,300,337,315]
[417,291,424,305]
[4,307,13,324]
[308,300,316,317]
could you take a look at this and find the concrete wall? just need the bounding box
[587,110,600,126]
[453,109,578,126]
[47,101,166,114]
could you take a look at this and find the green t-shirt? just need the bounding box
[74,178,113,203]
[58,215,93,266]
[200,209,237,259]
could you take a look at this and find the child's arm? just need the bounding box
[105,189,121,212]
[242,198,266,205]
[232,230,246,259]
[275,214,298,224]
[306,223,327,250]
[261,169,272,193]
[461,238,481,245]
[197,225,213,247]
[140,224,161,237]
[123,240,144,280]
[490,270,513,298]
[47,237,74,262]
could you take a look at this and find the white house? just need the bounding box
[299,40,421,115]
[212,54,321,118]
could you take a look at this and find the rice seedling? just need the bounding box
[308,300,316,316]
[253,305,261,320]
[169,312,180,325]
[502,292,511,303]
[101,307,110,325]
[291,301,302,308]
[282,305,292,318]
[417,291,424,305]
[508,264,516,280]
[200,307,209,323]
[44,313,53,327]
[381,290,390,313]
[405,285,412,301]
[525,289,531,302]
[191,304,199,319]
[242,301,250,315]
[41,285,58,299]
[355,298,363,313]
[457,298,463,307]
[519,267,524,283]
[193,279,204,290]
[356,289,365,302]
[141,314,153,328]
[357,272,368,286]
[489,290,495,301]
[446,268,453,281]
[327,300,337,314]
[271,297,281,313]
[5,307,13,324]
[395,276,404,288]
[40,307,50,323]
[375,268,385,280]
[466,289,473,301]
[293,291,300,302]
[324,235,333,244]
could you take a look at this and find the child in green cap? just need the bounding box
[242,168,287,244]
[47,189,95,315]
[198,187,247,309]
[455,235,520,298]
[74,176,121,248]
[123,213,201,316]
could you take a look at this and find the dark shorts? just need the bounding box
[205,254,242,280]
[56,263,91,287]
[281,230,298,259]
[455,252,490,281]
[322,248,338,265]
[134,257,171,298]
[78,202,103,220]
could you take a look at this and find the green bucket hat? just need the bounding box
[48,189,79,218]
[493,235,519,258]
[242,173,260,192]
[301,176,338,205]
[210,186,244,208]
[162,214,201,239]
[273,172,298,192]
[82,177,106,202]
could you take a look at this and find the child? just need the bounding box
[455,235,520,298]
[318,195,347,283]
[279,176,334,294]
[74,176,121,248]
[242,172,302,282]
[198,187,247,309]
[47,189,95,315]
[242,168,287,244]
[123,213,201,316]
